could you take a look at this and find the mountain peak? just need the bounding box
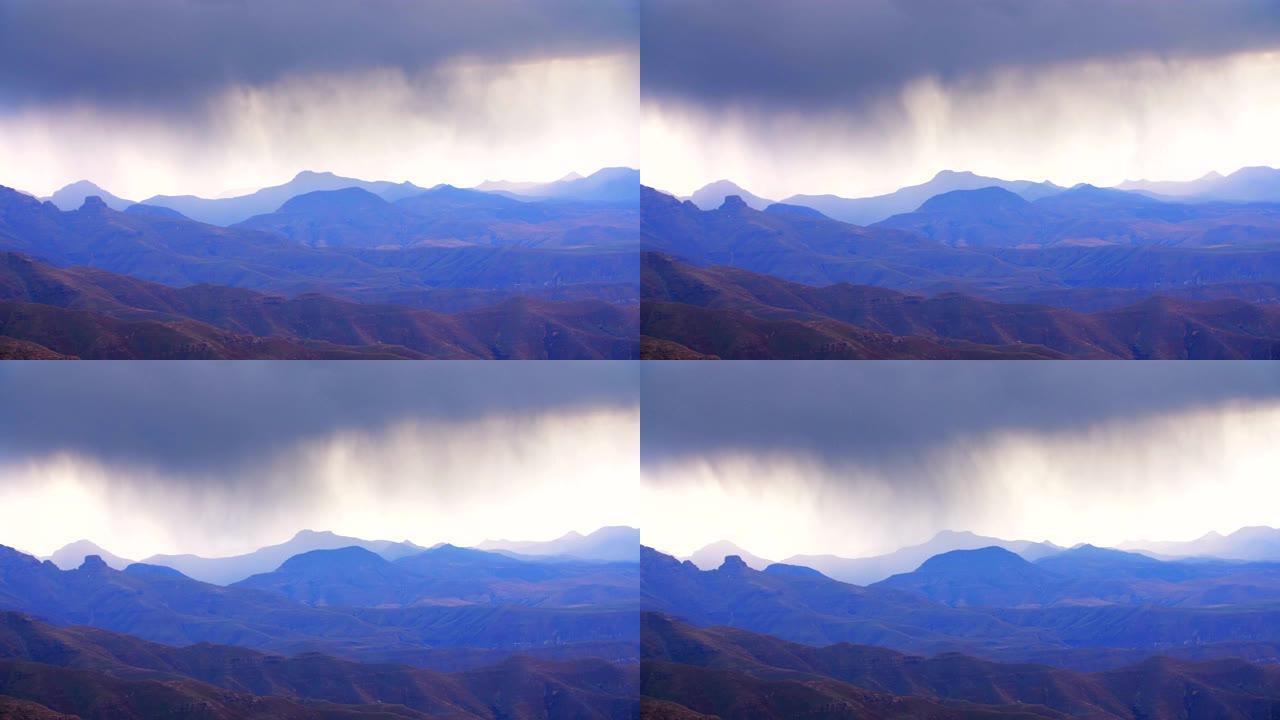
[78,195,109,212]
[718,554,749,572]
[719,194,749,211]
[292,170,336,181]
[78,554,108,572]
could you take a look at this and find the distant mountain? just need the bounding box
[642,611,1280,720]
[43,180,133,211]
[871,544,1280,609]
[783,170,1064,225]
[141,529,426,585]
[43,540,133,571]
[232,544,638,609]
[478,526,639,563]
[139,170,430,225]
[1119,166,1280,203]
[0,612,638,720]
[685,180,773,211]
[874,547,1063,607]
[1121,526,1280,562]
[682,541,772,571]
[235,184,633,250]
[784,530,1062,585]
[476,167,638,205]
[875,183,1280,249]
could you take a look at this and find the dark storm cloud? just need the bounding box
[0,0,637,112]
[0,362,637,473]
[642,0,1280,112]
[641,362,1280,469]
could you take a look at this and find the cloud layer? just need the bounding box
[0,1,638,198]
[641,0,1280,198]
[642,362,1280,559]
[0,362,638,558]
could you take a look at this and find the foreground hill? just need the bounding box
[642,612,1280,720]
[0,613,637,720]
[641,253,1280,359]
[0,252,637,359]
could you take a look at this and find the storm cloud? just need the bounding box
[642,363,1280,559]
[0,1,638,198]
[641,0,1280,199]
[1,0,635,113]
[0,362,639,558]
[642,0,1279,113]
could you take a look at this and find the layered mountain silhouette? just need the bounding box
[641,544,1280,668]
[1120,526,1280,561]
[782,170,1064,225]
[2,168,639,359]
[43,180,134,212]
[642,178,1280,358]
[684,180,774,211]
[478,526,640,563]
[475,167,639,205]
[44,540,134,571]
[682,541,772,571]
[0,542,637,670]
[1119,166,1280,203]
[139,530,427,585]
[784,530,1062,585]
[138,170,431,225]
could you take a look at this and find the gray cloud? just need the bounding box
[642,0,1280,114]
[642,361,1280,472]
[0,0,637,114]
[0,361,638,476]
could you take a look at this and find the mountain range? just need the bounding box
[1,172,640,358]
[0,611,637,719]
[642,542,1280,667]
[478,526,640,563]
[40,527,638,587]
[0,541,638,670]
[40,167,636,227]
[641,176,1280,359]
[642,612,1280,719]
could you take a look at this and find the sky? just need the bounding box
[0,0,638,199]
[0,362,639,560]
[641,0,1280,199]
[642,362,1280,561]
